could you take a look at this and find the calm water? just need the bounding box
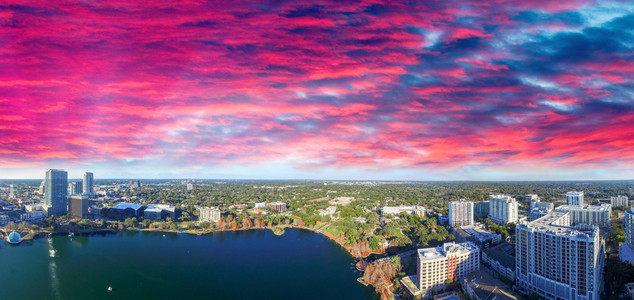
[0,229,378,299]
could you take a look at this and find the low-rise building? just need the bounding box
[254,202,267,209]
[462,270,520,300]
[107,202,145,220]
[455,225,501,248]
[144,204,176,221]
[0,214,8,225]
[482,242,516,281]
[381,206,426,217]
[318,206,337,216]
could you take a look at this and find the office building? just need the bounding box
[144,204,175,221]
[625,210,634,253]
[83,172,94,196]
[489,195,518,225]
[449,200,474,227]
[516,211,604,300]
[415,242,480,295]
[566,191,584,206]
[474,201,489,217]
[555,204,611,227]
[45,169,68,215]
[68,181,83,195]
[69,194,89,219]
[611,195,629,209]
[198,207,221,222]
[108,202,145,220]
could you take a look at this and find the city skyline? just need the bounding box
[1,1,633,180]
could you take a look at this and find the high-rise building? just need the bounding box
[68,181,83,195]
[448,200,474,227]
[269,202,287,213]
[516,211,604,300]
[566,191,584,206]
[198,207,221,222]
[416,242,480,294]
[83,172,94,196]
[187,183,193,191]
[531,199,553,211]
[489,195,518,224]
[9,184,16,199]
[39,180,45,195]
[630,188,633,197]
[69,194,88,219]
[555,204,611,227]
[625,210,634,252]
[474,201,489,217]
[45,169,68,215]
[611,195,629,209]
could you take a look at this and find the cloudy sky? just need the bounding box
[1,0,633,180]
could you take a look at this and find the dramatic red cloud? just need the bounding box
[0,0,633,179]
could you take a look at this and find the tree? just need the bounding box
[124,217,137,228]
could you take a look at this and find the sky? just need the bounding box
[1,0,633,180]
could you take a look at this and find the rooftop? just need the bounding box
[418,242,479,262]
[463,270,519,300]
[483,242,516,270]
[112,202,144,211]
[525,211,598,236]
[556,204,610,212]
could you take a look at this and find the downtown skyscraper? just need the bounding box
[45,169,68,215]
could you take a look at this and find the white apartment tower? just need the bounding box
[566,191,584,206]
[489,195,518,224]
[198,207,221,222]
[611,195,629,209]
[448,200,474,227]
[417,242,480,293]
[516,211,604,300]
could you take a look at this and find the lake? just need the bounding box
[0,229,378,299]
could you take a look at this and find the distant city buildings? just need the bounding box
[254,202,267,209]
[566,191,584,206]
[516,211,604,300]
[198,207,221,222]
[186,183,193,191]
[448,200,474,227]
[9,184,16,199]
[45,169,68,215]
[83,172,94,196]
[488,195,518,225]
[381,206,426,217]
[611,195,629,209]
